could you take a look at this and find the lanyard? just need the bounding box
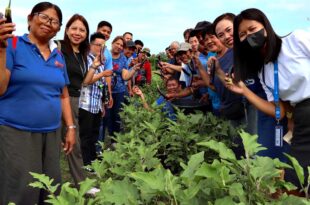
[273,60,281,124]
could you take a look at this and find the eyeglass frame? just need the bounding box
[33,12,61,27]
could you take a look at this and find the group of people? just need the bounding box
[0,2,152,204]
[0,1,309,204]
[150,8,309,194]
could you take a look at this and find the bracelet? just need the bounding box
[90,65,97,70]
[67,125,76,129]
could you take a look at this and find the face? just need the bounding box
[166,79,180,94]
[123,33,133,42]
[238,19,265,42]
[169,43,178,56]
[136,44,143,53]
[166,49,173,59]
[28,8,61,41]
[90,38,105,56]
[189,36,199,52]
[124,47,135,58]
[204,34,222,53]
[97,26,112,41]
[112,39,124,54]
[66,19,87,46]
[178,50,191,64]
[184,32,190,43]
[215,19,234,48]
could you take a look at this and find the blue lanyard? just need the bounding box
[273,60,281,124]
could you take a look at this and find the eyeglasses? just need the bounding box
[91,43,103,47]
[34,12,61,27]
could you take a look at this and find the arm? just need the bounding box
[61,86,76,154]
[161,62,182,72]
[0,48,11,95]
[105,76,113,108]
[132,85,151,110]
[122,63,140,81]
[193,55,215,90]
[0,19,15,95]
[226,79,286,119]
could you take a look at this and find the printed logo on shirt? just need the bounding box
[113,62,119,71]
[54,60,64,68]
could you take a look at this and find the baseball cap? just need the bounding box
[141,47,151,57]
[190,21,211,37]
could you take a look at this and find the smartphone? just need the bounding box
[99,43,106,64]
[209,59,216,85]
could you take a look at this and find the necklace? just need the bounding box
[73,52,87,76]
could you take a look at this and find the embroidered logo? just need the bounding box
[55,60,64,68]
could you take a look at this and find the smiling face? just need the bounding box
[28,8,61,41]
[97,25,112,41]
[90,38,105,56]
[238,19,266,42]
[65,19,87,47]
[204,34,222,53]
[166,79,181,94]
[215,19,234,48]
[189,36,199,52]
[112,39,124,54]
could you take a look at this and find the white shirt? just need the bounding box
[258,28,310,106]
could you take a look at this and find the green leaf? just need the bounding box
[78,178,96,196]
[181,151,205,179]
[229,183,245,201]
[284,153,304,186]
[239,130,266,158]
[198,140,236,160]
[215,196,236,205]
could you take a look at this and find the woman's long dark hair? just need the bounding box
[63,14,90,59]
[233,8,282,81]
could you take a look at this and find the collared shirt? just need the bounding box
[79,51,112,114]
[259,28,310,105]
[0,34,69,132]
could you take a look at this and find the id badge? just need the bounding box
[275,125,283,147]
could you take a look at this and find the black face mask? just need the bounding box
[241,28,266,49]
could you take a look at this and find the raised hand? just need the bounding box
[0,15,15,48]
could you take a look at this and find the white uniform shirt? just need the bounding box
[258,28,310,106]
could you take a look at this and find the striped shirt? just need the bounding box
[79,53,110,114]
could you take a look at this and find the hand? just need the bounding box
[102,70,113,77]
[108,95,113,108]
[0,18,15,48]
[92,55,102,68]
[199,93,210,104]
[133,63,141,71]
[132,85,143,97]
[207,56,221,75]
[225,73,246,95]
[63,128,75,155]
[192,55,202,68]
[165,92,177,100]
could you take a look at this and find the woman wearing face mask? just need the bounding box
[226,8,310,189]
[213,13,289,161]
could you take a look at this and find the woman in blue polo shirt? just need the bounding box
[0,2,75,204]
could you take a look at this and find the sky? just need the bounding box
[1,0,309,54]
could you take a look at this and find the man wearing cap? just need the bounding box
[134,47,152,86]
[123,40,137,97]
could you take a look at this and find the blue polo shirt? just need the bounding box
[0,34,69,132]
